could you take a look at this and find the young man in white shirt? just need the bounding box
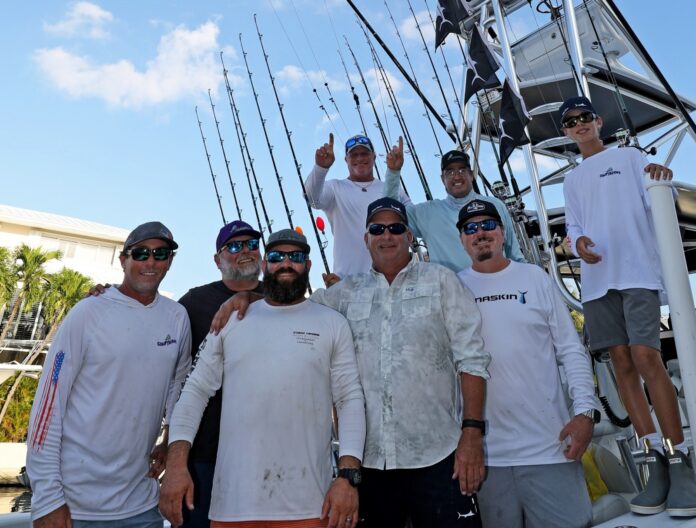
[562,95,696,517]
[457,199,599,528]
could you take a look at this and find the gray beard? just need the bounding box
[223,262,260,281]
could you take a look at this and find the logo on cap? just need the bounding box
[466,201,486,214]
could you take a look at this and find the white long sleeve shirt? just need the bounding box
[27,287,191,521]
[169,299,365,522]
[563,147,668,302]
[304,165,410,277]
[458,261,599,466]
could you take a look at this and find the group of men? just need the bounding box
[25,95,696,528]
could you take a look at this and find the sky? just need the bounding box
[2,0,695,298]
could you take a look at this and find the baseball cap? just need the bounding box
[365,197,408,227]
[345,134,374,154]
[124,221,178,250]
[456,199,502,231]
[216,220,262,252]
[266,228,311,254]
[559,96,597,123]
[441,150,471,170]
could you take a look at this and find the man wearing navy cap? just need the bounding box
[561,95,696,517]
[176,220,264,527]
[383,146,524,272]
[305,133,409,277]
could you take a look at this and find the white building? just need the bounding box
[0,204,129,285]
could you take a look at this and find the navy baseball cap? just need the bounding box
[456,199,502,231]
[366,197,408,226]
[216,220,262,252]
[124,221,178,250]
[345,134,374,154]
[266,228,311,254]
[559,96,597,123]
[441,150,471,170]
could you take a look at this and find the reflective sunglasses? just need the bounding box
[345,135,372,152]
[561,111,596,129]
[221,239,260,254]
[125,247,174,261]
[461,219,499,235]
[442,168,471,179]
[266,250,308,264]
[367,223,408,236]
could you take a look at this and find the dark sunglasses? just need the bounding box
[221,239,260,254]
[461,219,499,235]
[266,250,308,264]
[367,223,408,236]
[345,135,372,152]
[442,168,471,179]
[561,111,596,129]
[125,247,174,261]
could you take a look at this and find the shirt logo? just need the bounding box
[518,291,528,304]
[475,293,518,303]
[599,167,621,178]
[294,330,320,346]
[157,334,177,346]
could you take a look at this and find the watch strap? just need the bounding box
[461,418,486,435]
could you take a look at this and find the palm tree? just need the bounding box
[0,244,61,345]
[0,247,15,314]
[0,267,92,427]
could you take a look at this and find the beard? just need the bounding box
[473,236,495,262]
[222,260,260,281]
[263,267,310,303]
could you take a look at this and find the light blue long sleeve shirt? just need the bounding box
[384,169,525,272]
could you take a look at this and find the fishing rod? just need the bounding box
[337,47,370,136]
[208,89,242,220]
[384,1,444,157]
[406,0,464,151]
[359,22,432,199]
[254,14,331,273]
[194,106,226,224]
[345,0,457,143]
[239,33,295,229]
[220,52,270,241]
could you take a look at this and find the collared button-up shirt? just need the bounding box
[311,258,490,470]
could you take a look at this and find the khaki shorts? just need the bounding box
[582,288,661,352]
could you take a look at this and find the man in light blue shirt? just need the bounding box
[384,148,524,272]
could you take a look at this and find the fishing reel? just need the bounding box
[614,128,657,155]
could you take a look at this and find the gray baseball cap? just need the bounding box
[266,228,310,254]
[124,221,178,250]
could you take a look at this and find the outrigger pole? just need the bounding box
[239,33,295,230]
[220,52,270,242]
[253,14,331,274]
[208,89,242,220]
[195,106,227,224]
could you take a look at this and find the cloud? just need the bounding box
[44,2,114,39]
[34,22,223,108]
[399,10,435,46]
[275,65,348,97]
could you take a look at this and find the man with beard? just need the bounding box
[456,200,599,528]
[306,133,409,277]
[160,229,366,528]
[383,148,524,272]
[177,220,264,527]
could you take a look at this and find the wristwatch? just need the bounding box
[462,418,486,435]
[337,467,362,487]
[578,409,601,424]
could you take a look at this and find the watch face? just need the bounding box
[339,468,362,486]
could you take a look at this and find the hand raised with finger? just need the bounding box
[386,136,404,171]
[315,133,336,169]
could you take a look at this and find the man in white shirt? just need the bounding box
[160,229,366,528]
[457,199,599,528]
[305,133,409,277]
[562,95,696,517]
[27,221,192,528]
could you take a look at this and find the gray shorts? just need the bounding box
[477,462,592,528]
[583,288,661,352]
[72,506,163,528]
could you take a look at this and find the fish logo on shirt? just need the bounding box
[599,167,621,178]
[518,291,528,304]
[157,334,177,346]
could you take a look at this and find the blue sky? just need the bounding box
[2,0,695,297]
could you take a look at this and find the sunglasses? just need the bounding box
[266,250,308,264]
[442,168,471,179]
[561,111,596,129]
[125,247,174,261]
[367,223,408,236]
[461,219,499,235]
[345,135,372,152]
[221,239,260,254]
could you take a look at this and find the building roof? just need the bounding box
[0,204,129,243]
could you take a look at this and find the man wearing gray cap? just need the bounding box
[383,147,524,272]
[161,229,366,528]
[27,221,192,528]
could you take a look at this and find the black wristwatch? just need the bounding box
[577,409,601,424]
[462,418,486,435]
[337,467,362,487]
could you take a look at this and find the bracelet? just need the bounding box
[462,418,486,435]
